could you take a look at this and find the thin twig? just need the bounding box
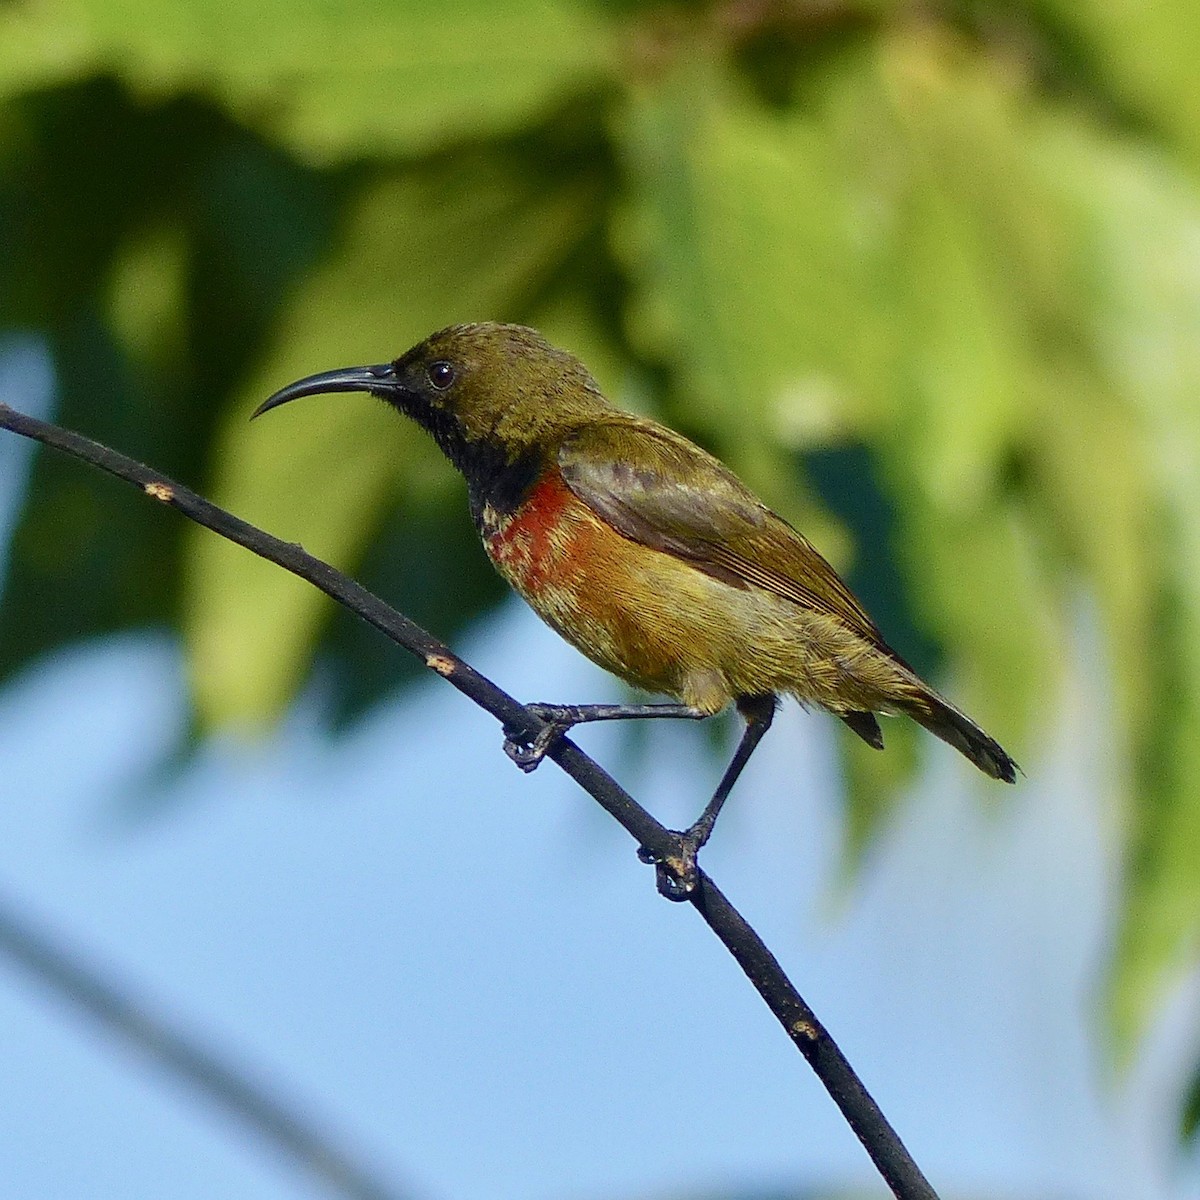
[0,401,940,1200]
[0,888,406,1200]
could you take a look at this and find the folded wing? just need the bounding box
[558,418,899,662]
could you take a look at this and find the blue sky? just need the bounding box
[1,347,1199,1200]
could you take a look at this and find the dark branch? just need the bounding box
[0,887,406,1200]
[0,401,940,1200]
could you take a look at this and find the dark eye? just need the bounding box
[428,360,455,390]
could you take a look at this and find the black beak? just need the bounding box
[251,363,399,420]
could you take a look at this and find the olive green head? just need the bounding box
[253,323,612,462]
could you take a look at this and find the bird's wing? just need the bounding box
[558,419,892,653]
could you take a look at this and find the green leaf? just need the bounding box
[186,151,602,728]
[613,17,1200,1070]
[0,81,345,692]
[867,30,1067,747]
[613,32,1056,839]
[318,473,509,727]
[1019,0,1200,166]
[1039,121,1200,1055]
[0,0,615,161]
[614,47,887,464]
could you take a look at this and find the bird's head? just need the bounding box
[253,322,610,466]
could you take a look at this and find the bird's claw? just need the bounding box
[638,832,702,902]
[503,725,557,772]
[502,705,575,772]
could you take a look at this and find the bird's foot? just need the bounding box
[638,829,704,902]
[502,704,580,772]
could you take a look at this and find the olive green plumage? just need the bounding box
[256,322,1018,787]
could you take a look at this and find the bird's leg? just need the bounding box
[644,694,777,902]
[503,702,707,772]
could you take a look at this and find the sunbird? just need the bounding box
[255,323,1016,894]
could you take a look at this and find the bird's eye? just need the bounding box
[428,361,456,390]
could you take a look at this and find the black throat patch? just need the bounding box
[462,440,542,531]
[383,392,542,529]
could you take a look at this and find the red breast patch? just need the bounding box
[485,470,579,595]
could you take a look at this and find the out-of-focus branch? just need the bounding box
[0,401,940,1200]
[0,888,406,1200]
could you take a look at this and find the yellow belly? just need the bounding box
[482,471,913,716]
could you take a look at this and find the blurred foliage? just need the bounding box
[2,0,1200,1131]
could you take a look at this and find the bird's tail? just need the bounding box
[906,689,1018,783]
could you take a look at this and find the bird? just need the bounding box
[254,322,1017,896]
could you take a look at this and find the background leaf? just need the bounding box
[4,0,1200,1143]
[0,0,616,160]
[189,149,606,727]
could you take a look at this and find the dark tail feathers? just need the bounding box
[909,691,1018,783]
[839,709,884,750]
[835,692,1017,783]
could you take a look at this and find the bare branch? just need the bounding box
[0,401,940,1200]
[0,886,407,1200]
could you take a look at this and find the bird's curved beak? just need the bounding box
[251,363,400,420]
